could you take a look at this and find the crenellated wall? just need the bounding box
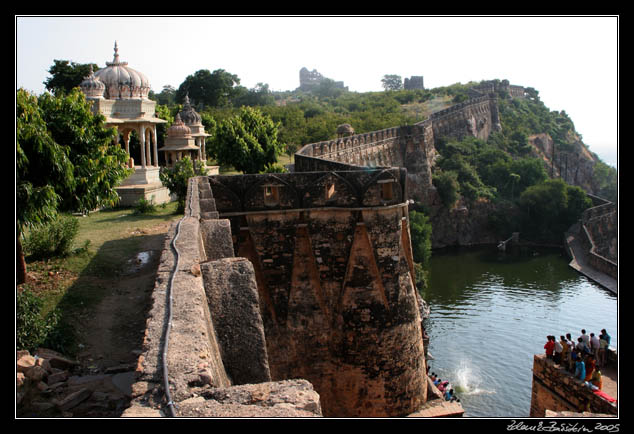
[294,91,505,209]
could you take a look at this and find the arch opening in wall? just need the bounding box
[263,185,280,207]
[378,179,395,201]
[325,182,336,201]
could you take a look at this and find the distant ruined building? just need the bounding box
[404,76,424,90]
[299,67,347,92]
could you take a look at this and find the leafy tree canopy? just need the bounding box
[44,60,99,96]
[381,74,403,91]
[210,106,285,174]
[176,69,243,109]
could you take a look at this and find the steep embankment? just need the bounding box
[425,83,614,248]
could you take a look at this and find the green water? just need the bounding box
[423,245,618,417]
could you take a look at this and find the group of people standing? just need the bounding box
[428,372,460,403]
[543,329,611,390]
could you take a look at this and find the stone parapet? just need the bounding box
[530,354,617,418]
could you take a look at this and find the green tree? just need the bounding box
[16,89,74,284]
[433,171,460,207]
[152,85,177,106]
[519,178,591,241]
[17,88,132,283]
[44,60,99,96]
[159,156,208,212]
[233,82,276,107]
[381,74,403,91]
[211,106,285,174]
[409,211,433,268]
[176,69,242,108]
[37,88,131,214]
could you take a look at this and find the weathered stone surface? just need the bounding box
[200,219,234,261]
[201,257,271,385]
[178,379,322,417]
[35,348,79,370]
[57,388,93,411]
[530,354,617,417]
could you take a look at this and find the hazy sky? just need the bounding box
[15,15,618,167]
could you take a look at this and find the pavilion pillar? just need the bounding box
[153,125,159,167]
[139,126,146,168]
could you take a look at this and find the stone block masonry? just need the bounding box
[207,169,428,417]
[530,354,617,417]
[201,258,271,385]
[124,173,430,417]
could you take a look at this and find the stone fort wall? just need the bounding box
[204,169,428,417]
[125,172,430,417]
[295,92,504,207]
[124,81,524,417]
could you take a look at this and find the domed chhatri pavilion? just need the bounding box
[159,113,202,167]
[80,41,170,205]
[159,94,212,168]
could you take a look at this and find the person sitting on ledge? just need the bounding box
[438,381,449,393]
[584,354,596,382]
[590,369,603,390]
[574,352,586,381]
[444,388,454,401]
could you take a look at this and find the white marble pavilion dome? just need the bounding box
[92,41,151,100]
[80,65,106,99]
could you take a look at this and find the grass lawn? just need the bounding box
[17,201,182,354]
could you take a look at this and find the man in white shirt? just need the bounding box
[580,329,590,349]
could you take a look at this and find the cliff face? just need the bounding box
[427,195,503,248]
[529,133,599,194]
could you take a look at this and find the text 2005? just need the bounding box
[594,424,619,433]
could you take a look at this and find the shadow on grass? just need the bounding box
[45,231,168,359]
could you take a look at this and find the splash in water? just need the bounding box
[451,360,495,396]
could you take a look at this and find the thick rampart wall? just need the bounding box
[294,93,504,207]
[295,124,436,206]
[206,169,428,417]
[426,95,501,141]
[126,173,428,417]
[123,177,323,417]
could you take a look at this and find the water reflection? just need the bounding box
[424,245,617,417]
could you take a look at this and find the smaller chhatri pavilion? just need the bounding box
[159,95,216,174]
[159,113,203,167]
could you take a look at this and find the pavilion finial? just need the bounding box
[106,40,127,67]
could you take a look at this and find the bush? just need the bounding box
[133,196,158,215]
[23,214,79,259]
[160,157,207,213]
[433,171,460,207]
[16,290,59,352]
